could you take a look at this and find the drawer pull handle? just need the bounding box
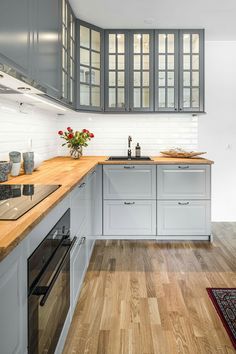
[178,166,189,169]
[124,166,135,169]
[178,202,190,206]
[79,182,86,188]
[79,236,86,245]
[124,202,135,205]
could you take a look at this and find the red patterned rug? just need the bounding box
[207,288,236,349]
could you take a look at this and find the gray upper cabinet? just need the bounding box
[129,30,154,112]
[77,21,103,111]
[0,0,32,77]
[61,0,76,106]
[104,30,129,112]
[155,30,179,112]
[33,0,62,99]
[179,29,204,112]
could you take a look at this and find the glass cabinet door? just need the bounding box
[78,22,103,110]
[179,29,204,112]
[105,31,129,111]
[61,0,76,106]
[130,31,154,111]
[155,30,178,111]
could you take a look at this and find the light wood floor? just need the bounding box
[63,223,236,354]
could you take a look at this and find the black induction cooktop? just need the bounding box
[0,184,61,220]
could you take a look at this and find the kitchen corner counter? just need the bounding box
[0,155,214,261]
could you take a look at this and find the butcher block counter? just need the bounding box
[0,155,214,261]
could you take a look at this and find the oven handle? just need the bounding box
[37,236,77,306]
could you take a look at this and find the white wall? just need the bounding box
[198,41,236,221]
[0,99,58,161]
[0,41,236,221]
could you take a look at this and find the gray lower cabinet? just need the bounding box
[103,200,156,236]
[0,0,32,77]
[157,200,211,236]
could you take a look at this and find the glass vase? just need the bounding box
[70,146,83,159]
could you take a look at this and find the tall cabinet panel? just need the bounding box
[33,0,61,99]
[77,21,103,111]
[155,30,178,111]
[105,31,129,111]
[179,29,204,112]
[129,31,154,111]
[0,0,31,77]
[61,0,76,105]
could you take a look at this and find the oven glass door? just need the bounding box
[28,243,70,354]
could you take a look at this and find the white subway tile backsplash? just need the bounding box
[57,113,198,156]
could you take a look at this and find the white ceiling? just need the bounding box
[69,0,236,40]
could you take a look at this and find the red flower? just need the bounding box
[90,133,94,138]
[67,127,72,131]
[58,130,63,135]
[68,133,74,139]
[82,129,88,133]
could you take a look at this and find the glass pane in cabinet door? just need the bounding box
[192,34,199,53]
[80,84,90,105]
[183,55,190,70]
[192,55,199,70]
[133,88,141,107]
[167,88,174,107]
[142,88,149,108]
[183,88,190,107]
[109,34,116,53]
[143,72,149,86]
[70,60,74,78]
[183,71,190,86]
[80,66,87,83]
[109,88,116,107]
[91,69,97,85]
[91,52,100,68]
[62,48,66,69]
[91,30,100,51]
[192,88,199,107]
[80,26,90,48]
[117,88,125,108]
[167,55,174,70]
[142,34,149,53]
[62,0,66,24]
[117,34,125,53]
[109,55,116,70]
[143,55,149,70]
[109,71,116,86]
[192,71,199,86]
[70,80,74,102]
[167,34,174,53]
[117,72,124,86]
[167,71,174,86]
[183,34,190,53]
[80,48,90,66]
[158,88,165,107]
[134,71,141,86]
[117,55,124,70]
[134,34,141,53]
[134,55,141,70]
[91,86,100,107]
[159,55,165,70]
[159,71,165,86]
[84,69,90,84]
[159,34,166,53]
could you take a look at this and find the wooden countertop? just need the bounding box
[0,155,214,262]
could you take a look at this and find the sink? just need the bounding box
[107,156,152,161]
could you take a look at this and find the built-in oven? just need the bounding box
[28,209,76,354]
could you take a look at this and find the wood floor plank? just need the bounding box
[63,223,236,354]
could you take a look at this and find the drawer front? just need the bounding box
[157,165,210,200]
[157,200,211,236]
[103,200,156,235]
[103,165,156,199]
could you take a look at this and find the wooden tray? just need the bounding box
[160,150,206,158]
